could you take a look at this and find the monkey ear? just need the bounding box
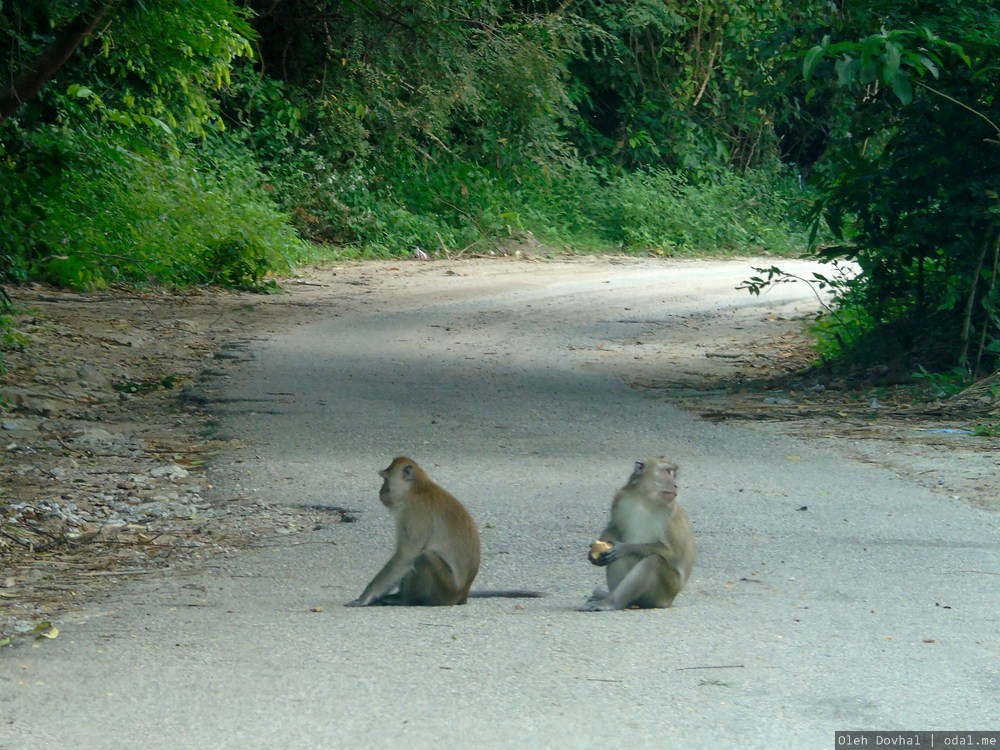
[633,461,645,476]
[402,464,416,481]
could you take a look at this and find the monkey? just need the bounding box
[346,457,543,606]
[579,457,695,612]
[346,457,478,607]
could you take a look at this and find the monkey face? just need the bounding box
[378,467,394,507]
[378,459,417,508]
[653,462,678,500]
[628,457,678,502]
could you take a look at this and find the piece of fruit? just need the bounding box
[589,539,612,561]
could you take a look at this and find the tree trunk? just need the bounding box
[973,224,1000,377]
[0,0,120,123]
[958,224,993,369]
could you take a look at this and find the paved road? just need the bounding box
[5,258,999,749]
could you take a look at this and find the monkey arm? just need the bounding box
[347,515,429,606]
[346,548,418,606]
[593,540,672,567]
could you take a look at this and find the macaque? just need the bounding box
[580,457,695,612]
[347,457,542,606]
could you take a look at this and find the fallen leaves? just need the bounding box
[0,285,340,643]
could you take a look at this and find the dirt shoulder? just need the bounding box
[0,279,341,639]
[2,257,997,641]
[597,293,1000,514]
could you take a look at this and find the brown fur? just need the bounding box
[580,457,695,611]
[347,457,481,606]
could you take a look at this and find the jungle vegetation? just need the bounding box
[1,0,998,374]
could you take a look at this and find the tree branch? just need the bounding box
[915,80,1000,138]
[0,0,120,123]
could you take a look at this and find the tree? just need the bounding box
[564,0,824,172]
[0,1,303,291]
[0,1,119,123]
[799,12,1000,374]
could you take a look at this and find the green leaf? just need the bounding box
[33,622,59,640]
[860,34,885,84]
[68,84,95,99]
[803,44,826,81]
[945,40,972,67]
[890,72,913,104]
[835,56,859,86]
[141,115,173,135]
[825,207,845,240]
[882,41,903,86]
[916,54,939,79]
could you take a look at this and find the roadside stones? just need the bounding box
[0,284,334,637]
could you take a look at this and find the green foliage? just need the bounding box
[0,294,27,374]
[803,27,968,106]
[250,147,810,260]
[224,1,585,250]
[912,366,971,398]
[14,0,1000,394]
[0,0,825,292]
[3,0,254,133]
[604,167,810,255]
[220,0,815,261]
[808,304,868,364]
[740,261,863,360]
[236,2,578,167]
[0,0,304,291]
[513,162,609,249]
[973,422,1000,438]
[2,121,305,290]
[567,0,819,172]
[796,6,1000,373]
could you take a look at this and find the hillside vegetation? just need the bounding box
[2,0,998,375]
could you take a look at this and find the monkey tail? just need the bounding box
[468,590,546,599]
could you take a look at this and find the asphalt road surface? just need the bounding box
[5,258,999,749]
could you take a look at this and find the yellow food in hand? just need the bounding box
[589,540,613,561]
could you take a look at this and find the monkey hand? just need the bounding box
[588,540,618,567]
[345,597,370,607]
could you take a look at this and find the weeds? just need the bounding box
[2,125,307,291]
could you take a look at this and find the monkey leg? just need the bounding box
[374,551,466,606]
[576,586,610,611]
[581,555,678,611]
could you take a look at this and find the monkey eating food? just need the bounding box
[346,457,543,607]
[580,457,695,611]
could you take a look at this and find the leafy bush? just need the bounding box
[267,152,812,260]
[796,12,1000,373]
[604,166,810,255]
[513,162,610,249]
[3,123,306,290]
